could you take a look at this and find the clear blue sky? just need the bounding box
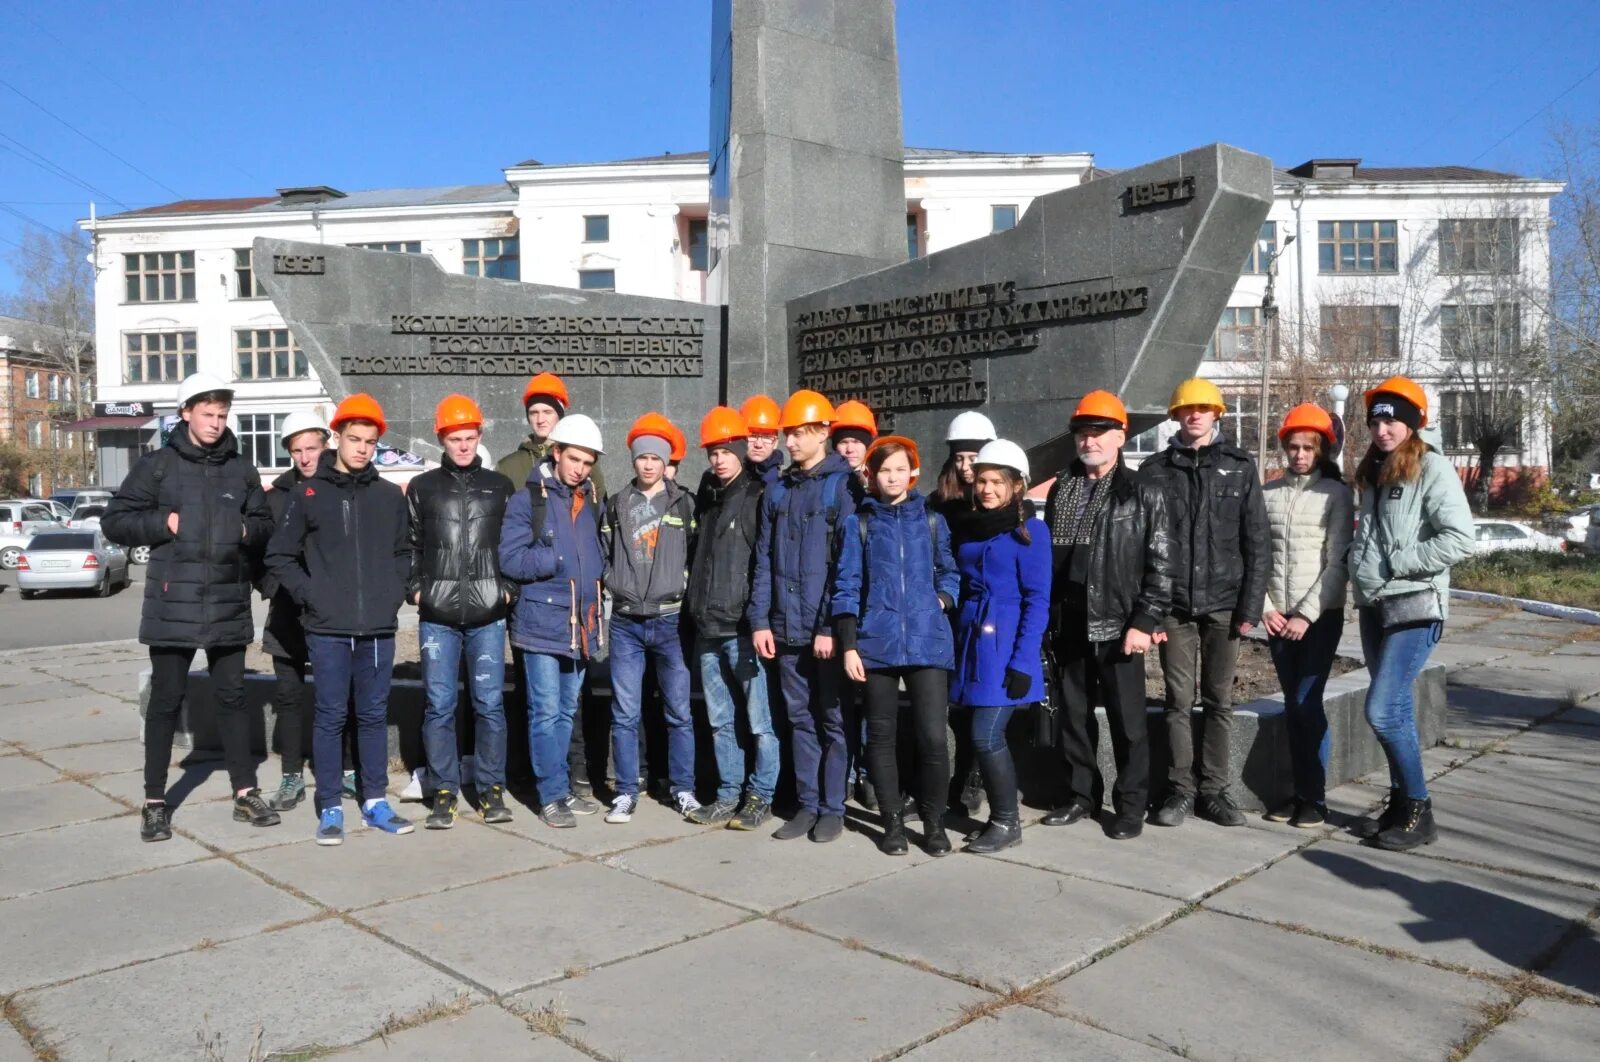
[3,0,1599,292]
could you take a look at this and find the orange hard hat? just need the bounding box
[1364,375,1429,427]
[433,394,484,436]
[830,400,878,439]
[740,395,781,436]
[521,372,569,411]
[330,393,387,436]
[778,389,835,430]
[665,420,687,462]
[1278,402,1337,446]
[700,406,749,450]
[1070,390,1128,430]
[626,412,677,452]
[865,434,921,486]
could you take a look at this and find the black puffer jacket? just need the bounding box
[687,468,764,639]
[1137,437,1270,623]
[264,451,410,637]
[260,468,310,659]
[103,428,273,648]
[405,455,516,629]
[1044,460,1174,643]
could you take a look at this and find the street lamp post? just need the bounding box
[1257,234,1295,471]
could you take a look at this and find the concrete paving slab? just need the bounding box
[1551,640,1600,658]
[1498,723,1600,765]
[990,815,1304,901]
[1468,999,1600,1062]
[0,780,127,837]
[87,765,242,808]
[1050,910,1494,1060]
[1461,633,1562,652]
[15,920,474,1062]
[240,818,566,911]
[0,815,209,898]
[787,856,1180,991]
[1428,751,1600,816]
[488,793,706,856]
[34,738,145,776]
[509,919,989,1061]
[0,697,141,749]
[1204,843,1596,976]
[1452,664,1599,701]
[357,861,745,995]
[903,1004,1171,1060]
[0,858,313,994]
[169,798,311,853]
[0,752,59,790]
[1554,700,1600,725]
[1537,924,1600,1001]
[1355,745,1476,788]
[608,815,930,912]
[332,1004,584,1060]
[0,1022,31,1062]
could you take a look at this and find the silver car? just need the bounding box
[0,499,65,569]
[16,530,132,599]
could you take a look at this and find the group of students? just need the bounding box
[107,365,1472,857]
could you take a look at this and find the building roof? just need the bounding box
[0,315,93,358]
[101,183,514,221]
[514,146,1068,168]
[1281,159,1532,183]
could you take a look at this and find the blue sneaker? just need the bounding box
[361,800,414,835]
[316,807,344,846]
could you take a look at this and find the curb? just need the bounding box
[1450,588,1600,627]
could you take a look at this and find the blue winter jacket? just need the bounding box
[498,461,607,659]
[748,452,858,646]
[950,517,1053,707]
[832,492,959,671]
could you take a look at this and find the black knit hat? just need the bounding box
[1366,391,1423,432]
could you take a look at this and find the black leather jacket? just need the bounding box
[405,456,516,629]
[1044,460,1174,643]
[687,468,764,639]
[1137,437,1270,623]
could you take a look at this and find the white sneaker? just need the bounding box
[605,795,637,824]
[460,755,477,787]
[675,790,702,816]
[399,769,425,803]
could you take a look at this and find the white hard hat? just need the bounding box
[974,438,1030,483]
[946,410,997,445]
[279,410,331,448]
[177,372,233,408]
[547,412,605,455]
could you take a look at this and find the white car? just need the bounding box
[1558,504,1600,549]
[16,530,132,598]
[1473,519,1565,554]
[0,499,65,569]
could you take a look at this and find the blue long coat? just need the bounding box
[832,492,959,671]
[499,463,607,659]
[950,518,1052,707]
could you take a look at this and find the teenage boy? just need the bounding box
[499,414,608,829]
[104,373,279,842]
[740,394,785,484]
[601,413,699,823]
[750,390,859,843]
[687,407,776,829]
[1138,378,1270,828]
[408,395,517,829]
[266,393,413,845]
[828,399,878,808]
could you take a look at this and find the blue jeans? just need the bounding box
[970,704,1018,753]
[524,652,586,806]
[420,619,507,794]
[1268,612,1343,804]
[1358,608,1442,801]
[307,634,395,813]
[608,613,695,799]
[698,634,778,802]
[777,646,846,816]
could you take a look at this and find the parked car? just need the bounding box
[1587,519,1600,556]
[0,500,65,569]
[1473,519,1566,555]
[16,531,131,599]
[52,488,113,513]
[1555,503,1600,549]
[67,504,106,529]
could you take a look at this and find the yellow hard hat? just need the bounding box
[1167,377,1227,417]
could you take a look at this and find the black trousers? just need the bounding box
[1054,620,1150,817]
[146,645,255,801]
[863,667,950,816]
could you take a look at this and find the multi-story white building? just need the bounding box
[82,149,1561,498]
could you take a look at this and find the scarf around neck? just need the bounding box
[948,503,1023,546]
[1049,463,1118,547]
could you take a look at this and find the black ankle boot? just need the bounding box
[965,748,1021,854]
[919,804,951,856]
[1354,789,1405,839]
[1373,798,1438,851]
[878,810,908,856]
[965,815,1021,854]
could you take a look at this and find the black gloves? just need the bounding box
[1004,667,1031,700]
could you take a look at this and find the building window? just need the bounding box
[1439,219,1518,275]
[687,218,708,272]
[28,421,44,447]
[583,215,610,242]
[907,213,921,259]
[28,473,42,496]
[579,269,616,291]
[1441,304,1520,360]
[1218,392,1263,451]
[992,205,1018,233]
[1243,222,1277,274]
[1125,424,1161,455]
[236,413,289,469]
[25,371,39,399]
[1317,221,1397,273]
[1320,305,1400,360]
[124,251,196,302]
[234,249,265,298]
[48,375,60,401]
[1438,390,1523,452]
[124,331,198,384]
[352,241,423,254]
[235,329,308,381]
[463,237,519,279]
[1204,307,1264,362]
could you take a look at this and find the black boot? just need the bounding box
[1373,798,1438,851]
[878,808,909,856]
[920,804,951,856]
[1353,789,1406,839]
[964,748,1022,854]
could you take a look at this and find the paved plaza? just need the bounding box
[1,601,1597,1060]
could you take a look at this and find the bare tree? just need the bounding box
[1547,122,1600,487]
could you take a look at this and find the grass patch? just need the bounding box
[1453,551,1600,610]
